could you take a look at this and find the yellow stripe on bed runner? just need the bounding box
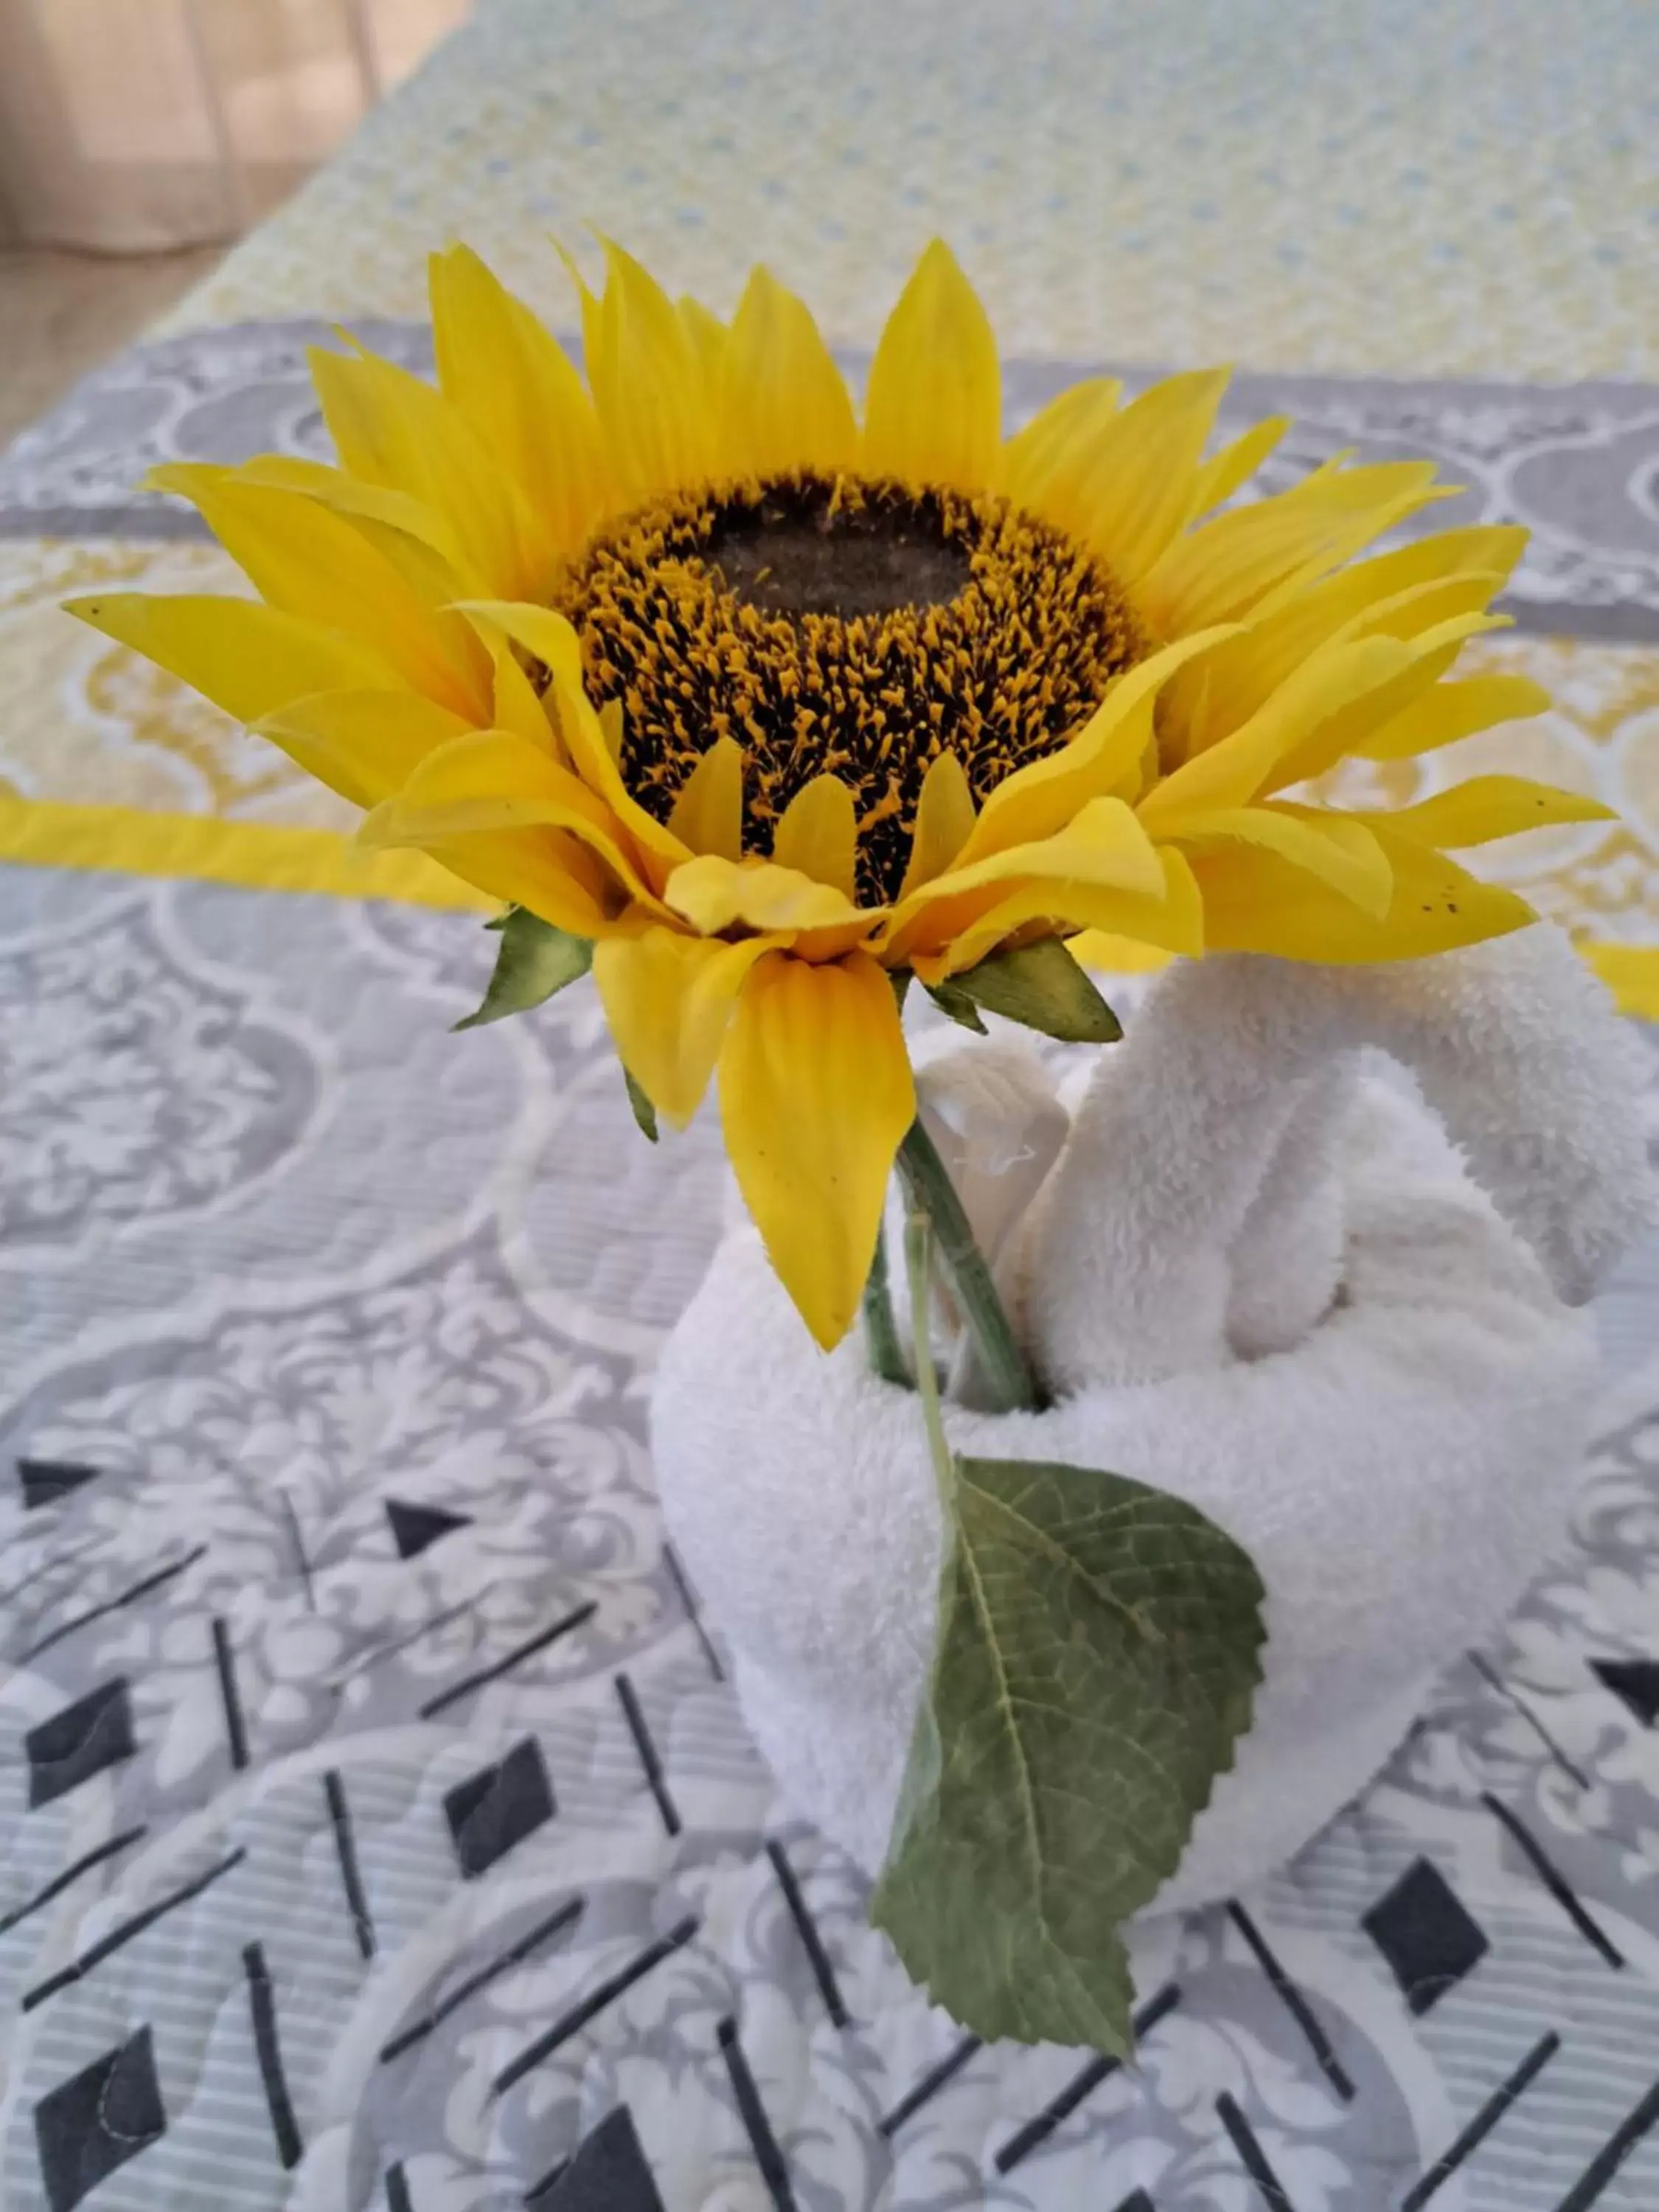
[0,795,493,911]
[2,793,1655,1017]
[1581,943,1659,1023]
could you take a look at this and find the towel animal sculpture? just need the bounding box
[653,931,1655,1913]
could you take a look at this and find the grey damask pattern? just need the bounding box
[0,893,316,1248]
[2,321,1656,644]
[2,853,1659,2211]
[0,321,431,542]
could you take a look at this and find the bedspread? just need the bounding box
[4,4,1659,2208]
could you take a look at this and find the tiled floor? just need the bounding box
[0,246,223,448]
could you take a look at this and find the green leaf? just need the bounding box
[953,937,1122,1043]
[624,1067,659,1142]
[871,1454,1265,2051]
[924,979,989,1035]
[455,908,593,1030]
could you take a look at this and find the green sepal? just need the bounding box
[456,908,593,1030]
[871,1453,1265,2051]
[924,979,990,1035]
[951,936,1122,1043]
[624,1067,659,1143]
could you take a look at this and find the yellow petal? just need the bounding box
[364,725,614,841]
[897,750,977,897]
[676,296,729,456]
[1187,415,1289,518]
[1267,613,1506,790]
[1138,496,1374,645]
[358,719,628,933]
[489,634,560,756]
[667,737,746,860]
[720,265,858,480]
[230,454,471,574]
[593,927,776,1128]
[1192,823,1534,961]
[448,602,566,763]
[860,240,1000,491]
[1139,459,1451,639]
[1368,521,1527,587]
[886,795,1165,962]
[584,239,716,501]
[1355,776,1615,849]
[1251,465,1461,616]
[254,690,473,809]
[720,950,916,1349]
[1140,633,1416,821]
[1042,369,1231,585]
[1267,455,1448,522]
[454,599,691,884]
[411,830,619,938]
[1357,673,1551,761]
[773,773,858,897]
[64,592,406,725]
[229,462,494,664]
[309,343,535,598]
[1284,526,1525,647]
[330,504,496,661]
[428,244,610,582]
[552,681,683,874]
[1068,931,1175,975]
[786,917,894,966]
[679,296,728,392]
[933,793,1166,905]
[916,847,1205,980]
[462,599,584,688]
[666,855,869,936]
[554,237,605,380]
[147,465,491,721]
[1352,569,1509,644]
[1157,526,1527,760]
[999,377,1122,512]
[1152,801,1394,915]
[963,627,1237,862]
[359,726,661,934]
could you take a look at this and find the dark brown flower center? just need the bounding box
[709,491,974,619]
[554,471,1146,903]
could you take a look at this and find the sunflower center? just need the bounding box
[708,493,973,619]
[554,471,1147,904]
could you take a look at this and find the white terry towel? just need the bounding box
[651,928,1655,1915]
[1026,925,1655,1393]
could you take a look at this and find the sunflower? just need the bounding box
[66,240,1608,1350]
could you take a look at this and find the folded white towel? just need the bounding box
[1026,927,1655,1392]
[651,928,1655,1915]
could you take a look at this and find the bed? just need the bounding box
[3,3,1659,2206]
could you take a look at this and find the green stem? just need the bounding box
[862,1220,911,1388]
[904,1211,955,1498]
[896,1118,1043,1416]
